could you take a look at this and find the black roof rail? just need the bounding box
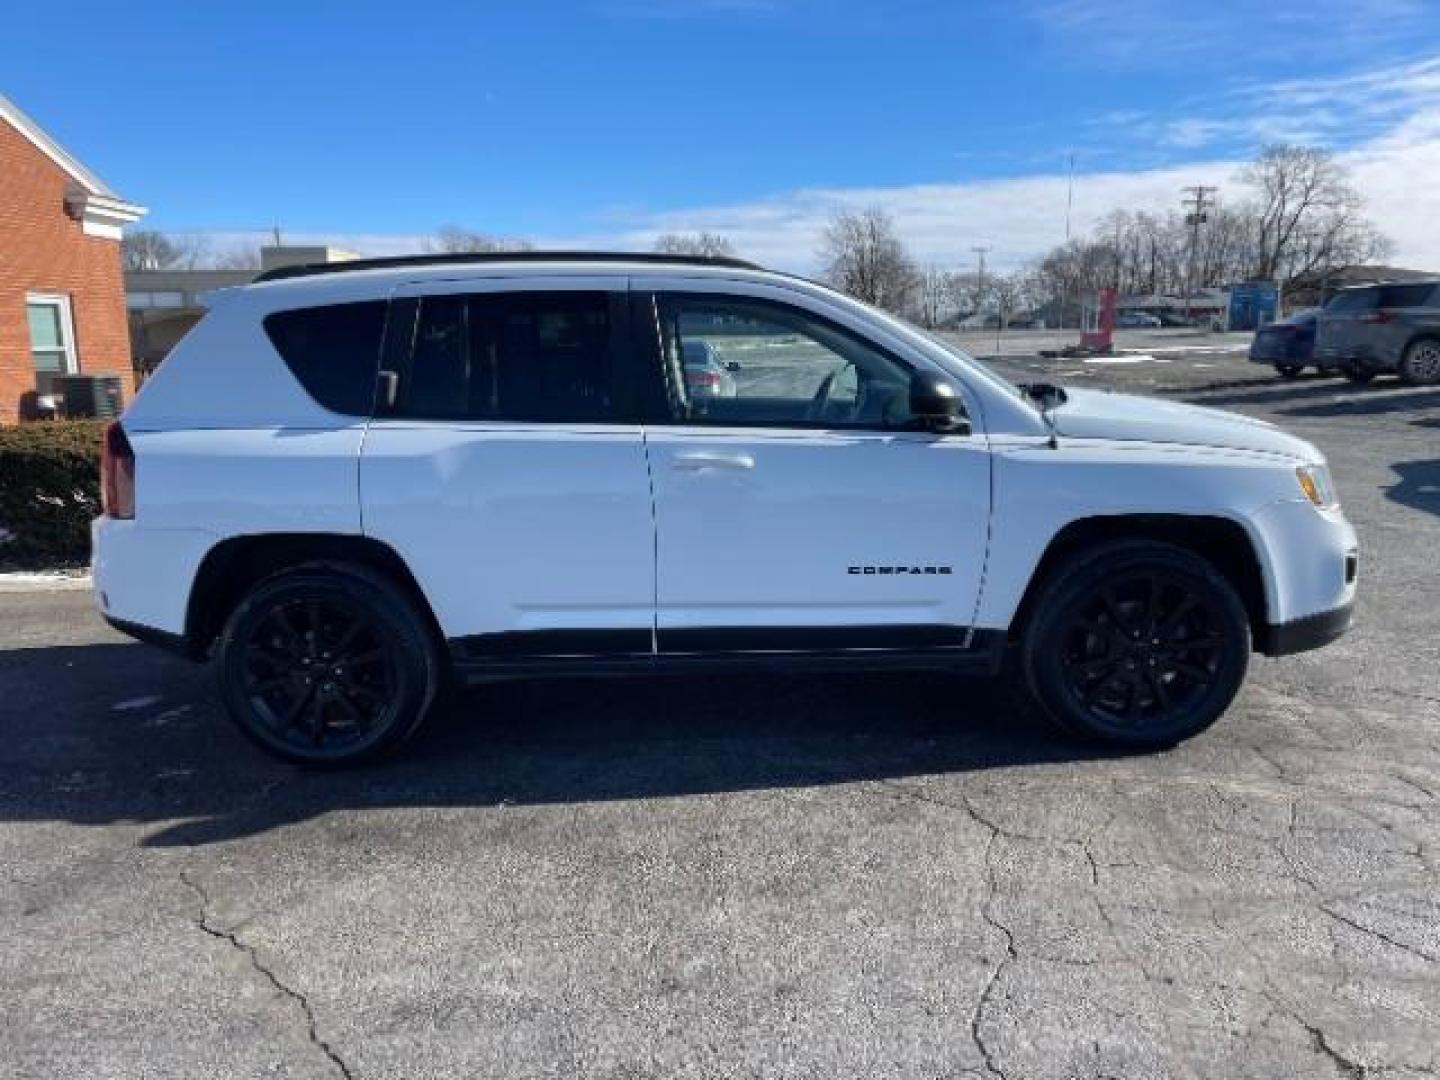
[252,250,765,283]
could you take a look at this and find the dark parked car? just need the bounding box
[1314,281,1440,384]
[1156,310,1197,328]
[1249,308,1321,377]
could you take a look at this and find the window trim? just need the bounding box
[26,292,79,389]
[641,290,938,434]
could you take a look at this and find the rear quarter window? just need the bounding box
[1376,284,1438,308]
[263,301,387,416]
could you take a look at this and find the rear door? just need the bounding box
[634,280,992,657]
[360,278,656,661]
[1317,287,1377,361]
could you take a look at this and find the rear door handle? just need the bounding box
[672,451,755,471]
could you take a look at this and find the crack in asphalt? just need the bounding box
[179,871,354,1080]
[1318,903,1440,965]
[1306,1024,1367,1079]
[961,792,1017,1080]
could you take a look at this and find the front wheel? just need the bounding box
[215,564,440,766]
[1020,541,1250,749]
[1275,363,1304,378]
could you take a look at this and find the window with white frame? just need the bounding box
[26,293,78,396]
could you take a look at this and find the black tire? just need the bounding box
[214,563,440,766]
[1398,338,1440,386]
[1020,541,1250,750]
[1341,363,1377,384]
[1275,363,1304,378]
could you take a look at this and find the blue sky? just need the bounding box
[6,0,1440,270]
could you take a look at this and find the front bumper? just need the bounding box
[1259,600,1354,657]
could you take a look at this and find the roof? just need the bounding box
[1288,264,1436,289]
[252,250,763,283]
[0,93,146,238]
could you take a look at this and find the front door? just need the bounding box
[361,280,656,661]
[639,288,991,656]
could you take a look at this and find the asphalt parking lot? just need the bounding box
[3,336,1437,1079]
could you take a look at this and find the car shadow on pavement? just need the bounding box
[0,642,1113,849]
[1186,377,1404,410]
[1386,459,1440,519]
[1278,387,1440,419]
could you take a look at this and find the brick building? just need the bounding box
[0,94,145,423]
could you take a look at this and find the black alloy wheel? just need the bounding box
[242,598,396,755]
[216,565,439,765]
[1022,541,1250,748]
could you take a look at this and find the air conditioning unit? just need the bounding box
[54,374,124,420]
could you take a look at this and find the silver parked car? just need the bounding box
[681,338,739,398]
[1314,281,1440,385]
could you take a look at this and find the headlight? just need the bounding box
[1296,464,1338,509]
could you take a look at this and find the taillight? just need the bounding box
[1360,310,1395,324]
[688,371,721,387]
[101,421,135,519]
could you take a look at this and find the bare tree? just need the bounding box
[122,230,210,271]
[912,265,961,328]
[210,246,262,271]
[1242,145,1389,283]
[427,226,535,254]
[652,232,736,258]
[818,207,918,313]
[989,272,1029,328]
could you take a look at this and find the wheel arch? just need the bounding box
[1004,514,1272,646]
[185,532,442,657]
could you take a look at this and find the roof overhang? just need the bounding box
[64,189,148,240]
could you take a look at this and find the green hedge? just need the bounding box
[0,421,106,567]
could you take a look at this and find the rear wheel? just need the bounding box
[215,564,440,766]
[1020,541,1250,749]
[1399,338,1440,386]
[1275,363,1304,378]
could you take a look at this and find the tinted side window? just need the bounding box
[401,292,617,422]
[264,301,387,416]
[1325,290,1377,313]
[1377,284,1437,308]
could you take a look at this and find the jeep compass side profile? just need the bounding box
[93,253,1358,765]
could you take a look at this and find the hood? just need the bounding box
[1047,387,1320,461]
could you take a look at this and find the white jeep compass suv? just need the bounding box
[93,253,1358,765]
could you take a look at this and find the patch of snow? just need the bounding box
[0,570,92,592]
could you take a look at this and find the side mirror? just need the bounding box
[724,361,742,373]
[909,374,968,433]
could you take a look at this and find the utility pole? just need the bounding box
[1182,185,1216,320]
[971,244,990,295]
[1065,152,1075,243]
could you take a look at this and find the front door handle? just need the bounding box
[672,451,755,472]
